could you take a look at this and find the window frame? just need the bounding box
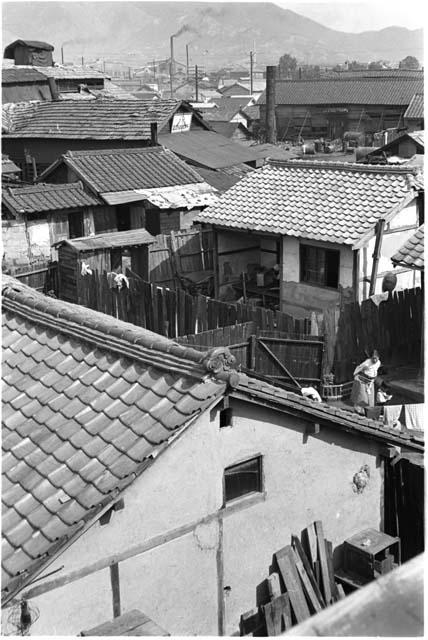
[223,455,263,505]
[299,243,340,289]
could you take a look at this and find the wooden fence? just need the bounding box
[333,287,423,383]
[75,270,314,341]
[148,226,214,291]
[178,322,325,387]
[7,261,58,293]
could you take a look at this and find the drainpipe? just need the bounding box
[369,219,386,296]
[265,65,277,144]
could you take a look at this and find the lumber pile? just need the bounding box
[239,521,345,636]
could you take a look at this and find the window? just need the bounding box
[68,211,84,239]
[300,244,340,288]
[224,456,262,503]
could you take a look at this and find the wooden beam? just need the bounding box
[314,521,332,605]
[292,548,323,614]
[267,572,282,600]
[110,563,121,618]
[275,546,310,623]
[263,594,291,635]
[257,339,302,389]
[292,535,325,607]
[369,219,386,296]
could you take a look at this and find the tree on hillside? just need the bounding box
[399,56,420,70]
[278,53,297,78]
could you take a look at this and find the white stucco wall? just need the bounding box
[15,398,386,636]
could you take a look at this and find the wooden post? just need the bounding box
[265,66,277,144]
[369,219,386,296]
[110,563,121,618]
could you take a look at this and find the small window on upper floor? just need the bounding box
[224,456,262,503]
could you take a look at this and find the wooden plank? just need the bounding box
[325,539,339,602]
[267,572,282,600]
[303,523,318,573]
[275,546,310,624]
[109,563,121,618]
[336,583,346,600]
[257,339,302,389]
[240,608,264,636]
[291,548,322,614]
[263,594,291,635]
[314,521,332,605]
[291,535,325,607]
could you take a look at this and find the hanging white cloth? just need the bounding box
[404,404,425,430]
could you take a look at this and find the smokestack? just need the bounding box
[150,122,158,146]
[61,46,64,65]
[170,36,175,77]
[48,77,59,101]
[265,65,277,144]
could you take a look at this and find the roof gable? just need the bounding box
[40,146,205,195]
[2,276,234,603]
[195,160,421,246]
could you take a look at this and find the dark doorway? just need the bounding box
[68,211,84,239]
[384,456,424,562]
[116,204,131,232]
[145,210,161,236]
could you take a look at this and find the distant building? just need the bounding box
[258,77,424,141]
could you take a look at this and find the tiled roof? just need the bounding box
[258,78,424,106]
[203,105,246,122]
[1,155,21,174]
[233,376,423,449]
[404,94,424,120]
[408,130,424,147]
[2,99,191,139]
[40,147,205,194]
[2,277,232,602]
[2,68,48,84]
[196,164,253,192]
[33,65,108,80]
[195,160,421,247]
[2,182,101,215]
[391,224,424,270]
[212,97,253,111]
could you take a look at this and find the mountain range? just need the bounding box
[2,2,424,68]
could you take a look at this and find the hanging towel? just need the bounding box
[384,405,402,426]
[404,404,425,430]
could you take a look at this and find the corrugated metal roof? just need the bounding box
[195,160,421,247]
[159,130,261,169]
[2,182,101,214]
[2,276,230,602]
[258,78,424,106]
[196,164,254,192]
[391,224,424,270]
[58,228,155,250]
[101,182,218,208]
[404,94,424,120]
[2,99,194,139]
[42,146,205,194]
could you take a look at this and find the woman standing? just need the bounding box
[350,350,381,409]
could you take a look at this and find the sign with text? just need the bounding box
[171,113,192,133]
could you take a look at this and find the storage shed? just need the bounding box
[57,228,154,302]
[3,39,54,67]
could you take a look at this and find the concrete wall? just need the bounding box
[280,236,353,314]
[17,398,386,636]
[2,218,31,268]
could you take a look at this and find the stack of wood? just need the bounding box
[240,521,345,636]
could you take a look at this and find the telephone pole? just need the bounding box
[186,44,190,81]
[250,50,254,95]
[195,64,199,102]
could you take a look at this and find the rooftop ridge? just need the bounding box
[2,277,239,387]
[6,181,87,194]
[268,158,421,175]
[65,146,166,158]
[274,76,425,83]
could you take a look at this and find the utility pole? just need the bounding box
[153,60,156,82]
[81,56,84,66]
[250,50,254,95]
[195,64,199,102]
[265,65,277,144]
[61,46,64,64]
[186,44,189,81]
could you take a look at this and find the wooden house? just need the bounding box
[56,229,154,302]
[2,276,423,635]
[365,130,424,163]
[2,67,53,103]
[258,77,424,141]
[38,146,219,236]
[1,99,210,180]
[2,182,102,271]
[3,39,54,66]
[195,160,424,316]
